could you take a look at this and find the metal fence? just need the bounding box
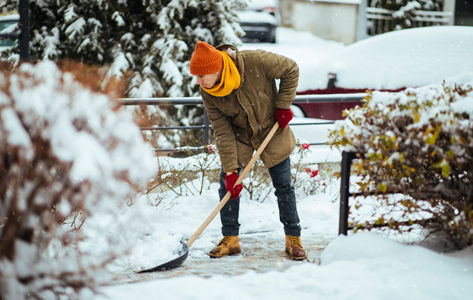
[119,93,366,153]
[366,7,453,36]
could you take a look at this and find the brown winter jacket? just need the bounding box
[200,44,298,173]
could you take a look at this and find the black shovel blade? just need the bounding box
[137,240,189,273]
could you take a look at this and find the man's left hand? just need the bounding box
[274,108,293,128]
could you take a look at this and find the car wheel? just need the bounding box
[291,104,305,118]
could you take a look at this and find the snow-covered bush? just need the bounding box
[0,61,156,299]
[153,144,277,203]
[152,141,333,204]
[151,145,220,202]
[291,142,329,197]
[329,75,473,248]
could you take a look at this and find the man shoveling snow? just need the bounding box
[189,41,306,260]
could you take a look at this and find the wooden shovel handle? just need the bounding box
[187,122,280,247]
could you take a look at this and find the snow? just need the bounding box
[91,166,473,300]
[95,190,473,299]
[0,60,158,299]
[84,26,473,300]
[326,26,473,90]
[3,24,473,299]
[241,26,473,92]
[99,235,472,299]
[237,10,277,24]
[65,17,86,40]
[240,27,345,92]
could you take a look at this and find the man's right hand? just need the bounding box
[224,172,243,199]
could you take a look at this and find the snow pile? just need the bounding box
[321,26,473,90]
[95,232,473,300]
[244,26,473,93]
[240,27,345,93]
[0,61,156,299]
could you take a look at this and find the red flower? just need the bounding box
[305,167,311,173]
[310,169,319,178]
[322,182,326,186]
[302,143,310,150]
[207,144,215,154]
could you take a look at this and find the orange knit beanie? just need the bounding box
[189,41,223,75]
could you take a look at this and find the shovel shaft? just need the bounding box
[187,122,280,247]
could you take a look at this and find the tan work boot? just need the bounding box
[285,235,307,260]
[209,236,241,258]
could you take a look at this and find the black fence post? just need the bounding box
[18,0,29,61]
[339,151,357,235]
[203,109,210,146]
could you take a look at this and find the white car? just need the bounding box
[237,0,279,43]
[0,14,19,49]
[295,26,473,120]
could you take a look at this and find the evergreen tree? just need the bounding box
[1,0,246,148]
[2,0,245,97]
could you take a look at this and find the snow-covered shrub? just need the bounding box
[290,142,329,197]
[242,144,334,202]
[243,159,272,202]
[329,76,473,248]
[0,61,156,299]
[150,141,333,204]
[151,145,220,201]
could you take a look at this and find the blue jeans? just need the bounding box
[218,157,301,236]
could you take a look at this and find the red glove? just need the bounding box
[274,108,293,128]
[224,172,243,199]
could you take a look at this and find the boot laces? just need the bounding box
[219,236,234,247]
[287,235,302,247]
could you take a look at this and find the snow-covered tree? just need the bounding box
[1,0,246,148]
[0,61,156,299]
[1,0,245,97]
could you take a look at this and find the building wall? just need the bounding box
[0,1,16,16]
[278,0,467,44]
[280,0,362,45]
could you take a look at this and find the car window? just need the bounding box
[0,20,17,47]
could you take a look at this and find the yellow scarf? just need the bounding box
[203,51,240,97]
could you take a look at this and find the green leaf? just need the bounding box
[377,182,387,193]
[441,161,450,178]
[425,130,439,145]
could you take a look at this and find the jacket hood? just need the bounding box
[215,44,239,60]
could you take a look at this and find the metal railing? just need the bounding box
[119,93,366,152]
[0,0,29,61]
[120,95,365,234]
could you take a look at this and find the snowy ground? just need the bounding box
[90,142,473,300]
[89,27,473,299]
[93,159,473,300]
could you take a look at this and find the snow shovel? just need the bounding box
[138,122,280,272]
